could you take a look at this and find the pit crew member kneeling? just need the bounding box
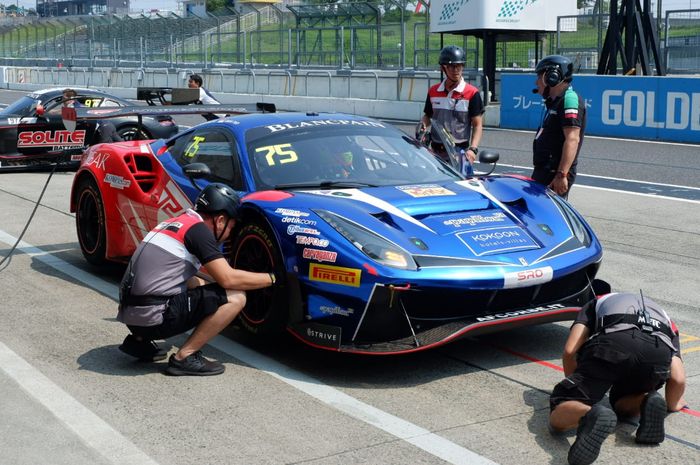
[549,291,687,465]
[117,183,276,376]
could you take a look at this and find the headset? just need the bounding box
[544,66,564,88]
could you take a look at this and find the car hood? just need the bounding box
[260,176,599,267]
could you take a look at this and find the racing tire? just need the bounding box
[117,126,150,141]
[75,176,108,267]
[231,222,288,337]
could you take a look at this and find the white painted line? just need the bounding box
[499,163,700,191]
[0,342,160,465]
[498,164,700,205]
[0,230,118,300]
[208,337,498,465]
[488,127,700,148]
[0,231,498,465]
[568,184,700,205]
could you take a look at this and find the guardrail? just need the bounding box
[1,66,494,106]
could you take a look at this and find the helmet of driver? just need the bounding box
[535,55,574,87]
[439,45,466,65]
[195,183,240,219]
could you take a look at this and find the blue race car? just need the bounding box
[70,106,604,354]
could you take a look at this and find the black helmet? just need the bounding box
[195,183,240,219]
[438,45,466,65]
[535,55,573,87]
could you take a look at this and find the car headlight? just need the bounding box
[315,209,417,270]
[552,196,591,246]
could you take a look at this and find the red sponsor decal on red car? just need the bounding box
[18,130,86,147]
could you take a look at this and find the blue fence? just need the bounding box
[501,74,700,144]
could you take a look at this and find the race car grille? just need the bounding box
[402,265,596,320]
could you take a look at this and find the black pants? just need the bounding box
[550,329,673,411]
[128,284,228,341]
[532,165,577,200]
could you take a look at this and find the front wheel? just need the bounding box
[75,176,108,266]
[231,222,288,336]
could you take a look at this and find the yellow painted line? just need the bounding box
[681,346,700,355]
[681,333,700,341]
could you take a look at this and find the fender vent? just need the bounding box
[124,153,157,193]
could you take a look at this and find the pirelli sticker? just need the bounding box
[309,263,361,287]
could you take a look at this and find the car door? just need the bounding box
[16,95,99,157]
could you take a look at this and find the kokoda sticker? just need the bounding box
[104,173,131,189]
[457,226,539,256]
[397,184,456,198]
[503,266,554,289]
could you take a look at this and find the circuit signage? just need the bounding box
[500,74,700,143]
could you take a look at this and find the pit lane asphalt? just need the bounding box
[0,90,698,465]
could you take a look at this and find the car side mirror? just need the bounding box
[183,163,211,192]
[479,151,499,164]
[183,162,211,179]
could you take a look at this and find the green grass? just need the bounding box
[1,13,698,68]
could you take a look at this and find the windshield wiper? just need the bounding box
[274,180,378,190]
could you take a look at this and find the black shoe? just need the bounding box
[165,351,225,376]
[118,334,168,362]
[636,391,667,444]
[568,404,617,465]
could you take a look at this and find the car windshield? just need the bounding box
[245,119,461,190]
[1,96,39,116]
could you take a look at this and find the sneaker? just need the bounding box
[165,351,225,376]
[118,334,168,362]
[568,404,617,465]
[635,391,667,444]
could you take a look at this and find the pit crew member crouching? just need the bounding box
[549,291,687,465]
[117,183,276,376]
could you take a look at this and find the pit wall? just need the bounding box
[3,65,699,143]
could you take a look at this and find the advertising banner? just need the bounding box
[430,0,577,33]
[500,74,700,144]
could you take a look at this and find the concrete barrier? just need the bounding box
[1,65,501,126]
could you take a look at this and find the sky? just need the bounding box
[9,0,700,13]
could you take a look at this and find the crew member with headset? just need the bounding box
[419,45,484,164]
[531,55,586,199]
[549,291,687,465]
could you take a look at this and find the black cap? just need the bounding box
[195,183,240,219]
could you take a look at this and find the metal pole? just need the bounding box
[340,26,345,69]
[400,5,406,69]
